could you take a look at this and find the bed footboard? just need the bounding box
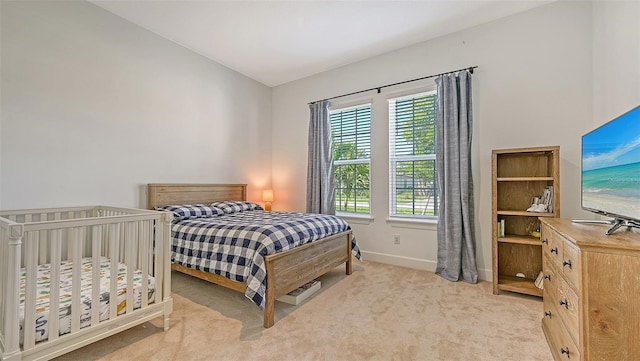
[0,206,173,361]
[263,230,352,328]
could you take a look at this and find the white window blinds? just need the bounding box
[330,104,371,214]
[389,91,439,217]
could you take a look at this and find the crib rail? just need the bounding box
[0,206,173,361]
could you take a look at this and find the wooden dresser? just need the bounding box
[540,218,640,360]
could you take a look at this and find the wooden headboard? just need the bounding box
[147,184,247,209]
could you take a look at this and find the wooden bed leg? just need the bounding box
[264,264,275,328]
[346,234,353,275]
[264,304,275,328]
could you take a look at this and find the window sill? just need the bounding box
[336,212,374,225]
[386,217,438,230]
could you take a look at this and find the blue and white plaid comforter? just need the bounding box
[171,210,361,309]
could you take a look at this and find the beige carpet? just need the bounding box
[55,261,553,361]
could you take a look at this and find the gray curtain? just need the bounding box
[434,71,478,284]
[306,100,336,215]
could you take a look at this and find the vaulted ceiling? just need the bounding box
[92,1,552,87]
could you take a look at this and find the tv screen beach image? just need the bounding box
[582,106,640,220]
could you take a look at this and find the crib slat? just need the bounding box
[155,218,167,304]
[91,225,102,327]
[140,220,150,308]
[147,220,154,276]
[145,221,154,276]
[101,224,108,258]
[125,222,134,315]
[153,219,161,303]
[120,222,126,263]
[132,225,140,270]
[109,223,120,320]
[39,229,48,265]
[48,229,62,342]
[70,227,82,333]
[23,231,38,350]
[137,221,143,271]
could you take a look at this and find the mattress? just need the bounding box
[19,257,156,344]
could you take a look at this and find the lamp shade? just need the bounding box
[262,189,274,202]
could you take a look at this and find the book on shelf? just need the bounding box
[497,219,505,238]
[534,271,544,290]
[526,186,554,213]
[542,186,554,213]
[277,280,321,305]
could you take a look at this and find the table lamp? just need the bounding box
[262,189,273,211]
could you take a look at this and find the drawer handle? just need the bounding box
[563,259,572,269]
[544,274,551,281]
[544,311,552,319]
[559,299,569,309]
[542,238,549,244]
[551,247,558,255]
[561,347,570,357]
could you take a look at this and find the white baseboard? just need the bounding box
[360,250,492,282]
[361,250,438,272]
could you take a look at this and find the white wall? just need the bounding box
[0,1,272,209]
[272,1,594,279]
[592,1,640,124]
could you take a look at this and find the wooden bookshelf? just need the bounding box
[492,146,560,296]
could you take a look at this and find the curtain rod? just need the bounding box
[308,66,477,105]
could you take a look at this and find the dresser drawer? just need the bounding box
[542,255,559,303]
[561,240,580,291]
[542,227,563,268]
[542,307,581,361]
[543,291,559,326]
[542,226,581,292]
[557,277,580,347]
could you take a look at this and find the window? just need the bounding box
[389,91,438,218]
[330,104,371,214]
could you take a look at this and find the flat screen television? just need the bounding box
[580,105,640,235]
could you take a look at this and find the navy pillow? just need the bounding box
[210,201,263,214]
[154,204,223,220]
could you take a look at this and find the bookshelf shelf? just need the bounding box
[497,176,555,182]
[492,146,560,297]
[497,275,543,297]
[497,235,541,246]
[497,210,556,217]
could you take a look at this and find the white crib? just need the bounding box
[0,206,173,361]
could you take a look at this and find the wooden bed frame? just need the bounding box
[147,183,353,328]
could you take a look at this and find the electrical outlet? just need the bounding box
[393,234,400,244]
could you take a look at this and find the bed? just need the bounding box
[0,206,173,361]
[147,183,360,328]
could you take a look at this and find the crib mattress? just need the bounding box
[19,257,155,344]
